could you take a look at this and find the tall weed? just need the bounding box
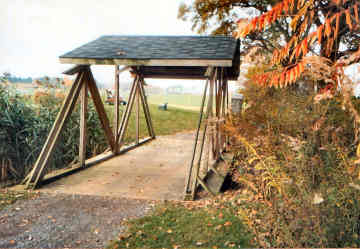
[0,85,108,185]
[227,82,360,247]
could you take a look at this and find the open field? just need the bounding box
[147,94,204,111]
[104,103,199,144]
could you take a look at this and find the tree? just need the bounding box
[178,0,286,52]
[0,72,11,83]
[236,0,360,88]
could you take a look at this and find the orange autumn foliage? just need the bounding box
[236,0,360,88]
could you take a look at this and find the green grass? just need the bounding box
[105,103,199,144]
[108,203,253,249]
[0,190,38,211]
[148,94,204,108]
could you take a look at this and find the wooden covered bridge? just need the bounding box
[22,35,240,200]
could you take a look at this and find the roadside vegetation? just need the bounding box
[0,189,38,211]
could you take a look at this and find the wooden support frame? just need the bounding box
[24,59,230,195]
[87,69,116,152]
[23,65,157,189]
[185,67,229,200]
[24,70,86,188]
[116,74,155,150]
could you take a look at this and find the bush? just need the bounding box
[226,80,360,247]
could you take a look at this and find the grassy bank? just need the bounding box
[108,201,253,249]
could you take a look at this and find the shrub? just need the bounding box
[226,80,360,247]
[0,85,108,185]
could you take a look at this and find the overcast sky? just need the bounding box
[1,0,205,87]
[2,0,358,93]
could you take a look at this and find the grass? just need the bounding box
[105,103,199,144]
[148,94,204,109]
[0,190,38,211]
[108,203,253,249]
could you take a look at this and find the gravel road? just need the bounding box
[0,193,153,248]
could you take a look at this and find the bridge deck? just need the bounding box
[37,132,194,200]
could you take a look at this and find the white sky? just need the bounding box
[4,1,356,93]
[1,0,209,88]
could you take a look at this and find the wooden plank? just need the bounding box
[114,65,120,152]
[59,57,233,67]
[79,79,88,166]
[62,65,88,75]
[86,68,116,152]
[25,70,86,189]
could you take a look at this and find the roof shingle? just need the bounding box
[59,35,238,61]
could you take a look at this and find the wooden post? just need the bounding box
[114,65,120,152]
[25,69,86,189]
[136,86,140,144]
[79,77,88,167]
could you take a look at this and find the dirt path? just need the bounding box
[0,193,152,248]
[1,132,195,247]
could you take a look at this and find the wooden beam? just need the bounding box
[114,65,120,152]
[116,76,138,144]
[117,76,139,148]
[86,68,116,152]
[62,65,89,75]
[141,75,208,80]
[25,69,86,189]
[136,87,140,145]
[138,77,155,138]
[79,78,88,166]
[185,78,209,196]
[59,57,233,67]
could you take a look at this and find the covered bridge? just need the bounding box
[23,35,241,200]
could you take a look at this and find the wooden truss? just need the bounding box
[184,67,229,200]
[23,64,230,201]
[23,65,155,189]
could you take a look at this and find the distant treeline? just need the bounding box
[7,76,33,83]
[3,75,61,84]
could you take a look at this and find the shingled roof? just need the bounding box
[60,35,239,67]
[60,35,240,80]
